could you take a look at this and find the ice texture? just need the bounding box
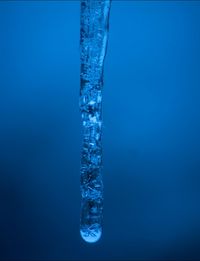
[80,0,111,243]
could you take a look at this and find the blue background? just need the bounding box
[0,1,200,260]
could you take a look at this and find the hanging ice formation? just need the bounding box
[79,0,111,243]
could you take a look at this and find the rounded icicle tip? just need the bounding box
[80,227,102,243]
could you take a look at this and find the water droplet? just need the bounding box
[80,227,102,243]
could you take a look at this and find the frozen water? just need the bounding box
[80,0,111,243]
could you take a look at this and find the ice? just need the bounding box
[79,0,111,243]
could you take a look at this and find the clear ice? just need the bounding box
[80,0,111,243]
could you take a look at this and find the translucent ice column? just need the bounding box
[79,0,111,243]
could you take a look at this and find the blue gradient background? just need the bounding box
[0,1,200,260]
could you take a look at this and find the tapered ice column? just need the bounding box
[79,0,111,243]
